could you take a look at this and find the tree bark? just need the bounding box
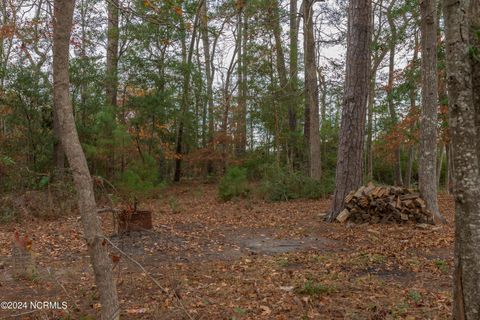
[303,0,321,181]
[327,0,371,221]
[444,0,480,317]
[53,1,119,319]
[419,0,445,223]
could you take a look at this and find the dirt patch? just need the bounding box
[106,226,340,265]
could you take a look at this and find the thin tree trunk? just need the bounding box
[174,5,200,182]
[53,1,119,319]
[106,0,119,107]
[386,14,403,186]
[327,0,371,221]
[366,0,389,182]
[445,141,450,194]
[366,74,375,181]
[270,0,292,163]
[405,146,415,188]
[303,0,321,181]
[419,0,445,223]
[235,3,247,156]
[436,142,444,188]
[105,0,119,178]
[445,0,480,317]
[405,29,419,189]
[288,0,298,165]
[220,40,238,171]
[200,0,214,174]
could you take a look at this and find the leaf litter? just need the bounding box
[0,184,453,319]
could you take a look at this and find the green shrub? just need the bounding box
[260,166,333,201]
[218,167,249,201]
[118,155,165,197]
[242,150,275,180]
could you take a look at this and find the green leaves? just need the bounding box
[0,155,15,166]
[468,45,480,62]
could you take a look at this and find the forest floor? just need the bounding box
[0,182,454,319]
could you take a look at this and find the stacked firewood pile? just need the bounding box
[337,183,433,224]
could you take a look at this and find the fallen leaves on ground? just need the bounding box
[0,183,454,319]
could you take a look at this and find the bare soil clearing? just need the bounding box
[0,184,454,319]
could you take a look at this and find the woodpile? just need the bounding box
[337,183,433,224]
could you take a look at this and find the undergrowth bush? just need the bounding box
[118,155,165,197]
[259,166,334,201]
[218,166,249,201]
[242,150,275,180]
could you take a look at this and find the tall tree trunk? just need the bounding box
[445,0,480,317]
[365,0,389,182]
[270,0,292,163]
[327,0,371,221]
[419,0,445,223]
[366,74,375,181]
[386,15,403,186]
[235,3,247,156]
[106,0,119,107]
[303,0,321,181]
[200,0,215,174]
[436,142,444,187]
[288,0,299,164]
[445,141,451,194]
[405,31,419,188]
[174,7,200,182]
[220,40,238,171]
[105,0,119,178]
[405,29,419,189]
[53,1,119,319]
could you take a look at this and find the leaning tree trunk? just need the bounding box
[327,0,371,221]
[303,0,321,181]
[53,1,119,319]
[419,0,445,223]
[444,0,480,318]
